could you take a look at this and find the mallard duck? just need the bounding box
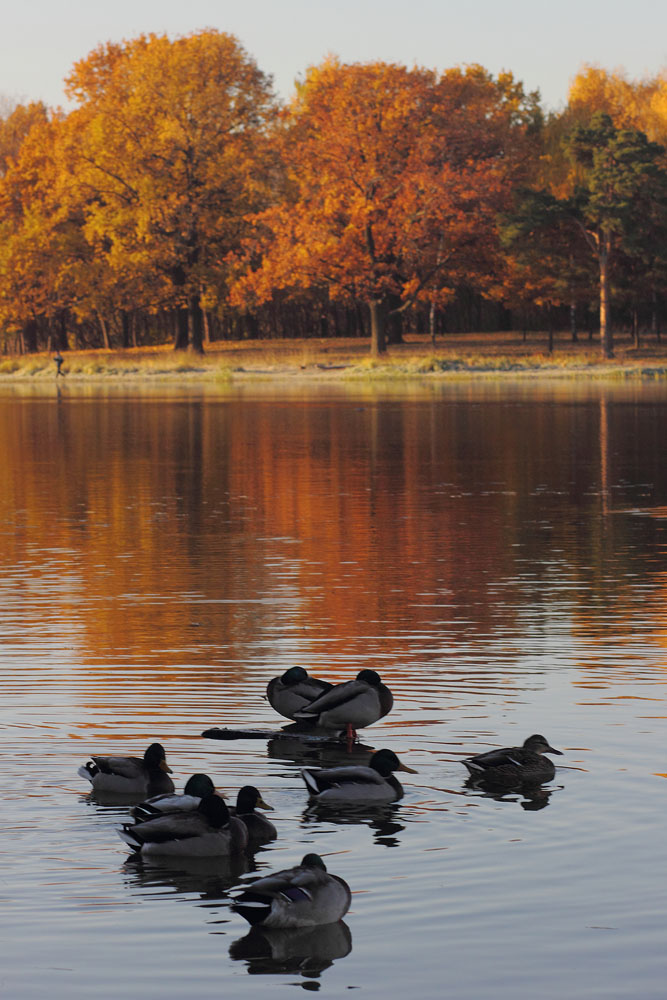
[462,734,563,787]
[267,667,332,721]
[293,669,393,737]
[301,748,416,804]
[232,854,351,928]
[118,793,248,857]
[132,773,218,822]
[232,786,277,846]
[78,742,174,796]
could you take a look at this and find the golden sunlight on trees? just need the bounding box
[232,60,540,355]
[64,30,277,353]
[2,39,667,355]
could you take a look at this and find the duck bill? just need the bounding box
[547,747,563,756]
[160,760,173,774]
[257,796,274,811]
[398,763,418,774]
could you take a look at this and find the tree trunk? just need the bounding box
[547,305,554,354]
[188,294,205,354]
[174,308,189,350]
[570,300,578,342]
[23,318,38,353]
[429,299,437,346]
[54,312,68,351]
[121,311,131,349]
[99,313,111,350]
[386,293,404,345]
[599,231,613,358]
[633,308,640,350]
[369,299,387,356]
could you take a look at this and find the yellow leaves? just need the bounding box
[568,66,667,144]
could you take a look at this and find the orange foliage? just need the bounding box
[232,60,541,352]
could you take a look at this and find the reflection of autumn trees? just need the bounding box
[2,392,666,676]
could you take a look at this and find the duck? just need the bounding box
[131,773,218,822]
[118,793,248,857]
[293,669,393,737]
[267,667,332,722]
[301,748,416,804]
[231,854,351,928]
[462,734,563,787]
[232,785,277,846]
[78,742,174,796]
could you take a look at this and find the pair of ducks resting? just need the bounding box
[267,667,393,737]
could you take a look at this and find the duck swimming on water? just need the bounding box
[462,734,563,787]
[118,794,248,857]
[78,742,174,797]
[232,854,351,928]
[131,773,219,822]
[231,785,277,846]
[301,748,416,804]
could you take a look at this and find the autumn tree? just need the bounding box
[0,101,49,176]
[233,60,540,355]
[64,30,278,353]
[568,66,667,145]
[0,111,91,352]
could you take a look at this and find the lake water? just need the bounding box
[2,377,667,999]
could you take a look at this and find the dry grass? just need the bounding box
[2,332,667,382]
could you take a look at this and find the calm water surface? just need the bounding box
[2,379,667,998]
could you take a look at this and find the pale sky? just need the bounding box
[1,0,666,112]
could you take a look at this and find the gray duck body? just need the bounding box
[462,734,563,787]
[78,742,174,797]
[293,669,393,731]
[267,667,332,721]
[232,854,351,928]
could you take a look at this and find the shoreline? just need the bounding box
[2,334,667,383]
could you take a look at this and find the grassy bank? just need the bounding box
[2,332,667,381]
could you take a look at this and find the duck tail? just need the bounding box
[132,803,161,823]
[231,893,272,926]
[78,763,96,782]
[300,768,321,796]
[117,825,143,850]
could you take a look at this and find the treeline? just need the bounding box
[1,32,667,357]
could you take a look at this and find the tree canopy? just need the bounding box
[1,35,667,357]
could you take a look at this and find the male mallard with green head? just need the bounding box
[301,748,416,804]
[78,742,173,796]
[118,794,248,857]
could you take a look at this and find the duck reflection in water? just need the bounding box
[122,851,253,902]
[229,920,352,979]
[302,800,405,846]
[267,734,376,770]
[463,776,559,811]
